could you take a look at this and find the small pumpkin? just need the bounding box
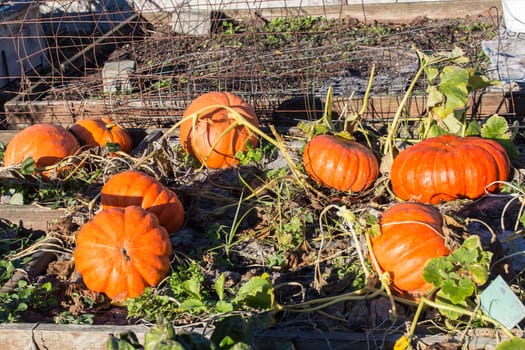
[73,205,172,301]
[303,134,379,192]
[69,117,132,153]
[390,134,511,204]
[370,202,450,297]
[3,123,80,177]
[100,170,184,234]
[179,91,260,168]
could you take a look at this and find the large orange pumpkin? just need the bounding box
[303,134,379,192]
[3,124,80,177]
[179,91,260,168]
[69,117,133,153]
[100,170,184,234]
[73,205,172,301]
[390,134,511,204]
[370,202,450,297]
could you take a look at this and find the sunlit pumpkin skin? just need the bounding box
[3,123,80,177]
[303,134,379,192]
[101,170,184,234]
[70,117,133,153]
[73,206,172,301]
[391,134,511,204]
[371,202,450,297]
[179,91,260,168]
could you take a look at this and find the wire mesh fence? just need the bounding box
[0,0,519,130]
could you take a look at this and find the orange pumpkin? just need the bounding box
[73,205,172,301]
[179,91,260,168]
[3,124,80,177]
[391,134,511,204]
[303,134,379,192]
[100,170,184,234]
[370,202,450,297]
[69,117,133,153]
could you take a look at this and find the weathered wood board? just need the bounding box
[0,323,147,350]
[0,204,68,232]
[4,92,522,130]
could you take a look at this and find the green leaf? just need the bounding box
[465,120,482,136]
[426,85,444,108]
[210,316,252,350]
[442,114,465,135]
[234,273,273,309]
[20,157,35,175]
[439,68,469,111]
[216,300,234,313]
[105,142,122,153]
[425,66,439,82]
[182,279,202,300]
[179,298,206,312]
[435,290,469,320]
[481,115,510,140]
[469,264,490,285]
[468,70,500,91]
[495,337,525,350]
[441,278,475,304]
[423,257,454,287]
[215,274,226,301]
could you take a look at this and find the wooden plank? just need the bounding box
[4,98,181,129]
[0,204,67,231]
[0,323,147,350]
[4,91,519,129]
[270,0,502,22]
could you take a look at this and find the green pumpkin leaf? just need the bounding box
[435,290,469,320]
[494,337,525,350]
[481,115,510,140]
[216,300,234,313]
[426,85,444,108]
[423,257,454,287]
[20,157,35,175]
[441,278,475,304]
[179,298,206,312]
[468,70,500,91]
[234,273,273,309]
[465,120,482,136]
[425,66,439,82]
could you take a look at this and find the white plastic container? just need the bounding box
[502,0,525,33]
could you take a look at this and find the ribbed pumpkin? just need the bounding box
[370,202,450,297]
[303,134,379,192]
[391,134,511,204]
[73,206,172,301]
[3,124,80,177]
[100,170,184,234]
[69,117,133,153]
[179,91,260,168]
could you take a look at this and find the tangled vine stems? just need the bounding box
[381,47,468,162]
[282,205,403,322]
[396,293,515,350]
[136,103,323,196]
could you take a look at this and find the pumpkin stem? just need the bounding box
[121,247,131,262]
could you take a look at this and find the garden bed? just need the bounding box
[2,7,525,350]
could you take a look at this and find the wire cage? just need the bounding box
[0,0,519,131]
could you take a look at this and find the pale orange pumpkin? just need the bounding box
[179,91,260,168]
